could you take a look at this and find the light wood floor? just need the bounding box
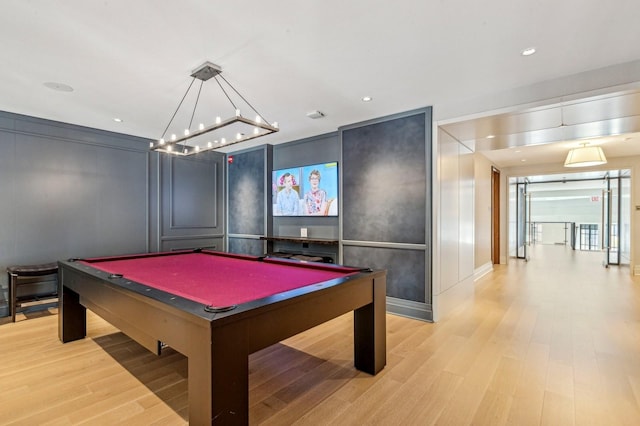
[1,245,639,425]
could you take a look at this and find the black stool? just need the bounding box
[6,263,58,322]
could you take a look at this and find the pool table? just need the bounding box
[58,249,386,425]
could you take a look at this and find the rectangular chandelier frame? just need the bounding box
[150,61,278,156]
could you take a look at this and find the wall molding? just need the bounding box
[386,296,433,322]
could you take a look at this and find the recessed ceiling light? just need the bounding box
[521,47,536,56]
[486,134,495,139]
[113,118,123,123]
[43,82,74,92]
[362,96,373,102]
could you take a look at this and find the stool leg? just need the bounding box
[9,273,17,322]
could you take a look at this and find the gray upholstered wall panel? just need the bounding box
[342,112,427,244]
[228,148,266,235]
[228,238,264,256]
[343,245,426,303]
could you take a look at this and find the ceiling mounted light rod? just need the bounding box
[564,142,607,168]
[150,61,278,156]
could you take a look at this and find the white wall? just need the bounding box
[473,153,494,269]
[433,128,475,320]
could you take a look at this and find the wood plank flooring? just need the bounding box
[1,244,639,425]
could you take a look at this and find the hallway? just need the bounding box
[1,245,639,424]
[447,244,640,424]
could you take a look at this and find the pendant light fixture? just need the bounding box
[564,142,607,167]
[150,61,278,156]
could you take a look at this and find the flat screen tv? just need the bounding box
[272,162,338,216]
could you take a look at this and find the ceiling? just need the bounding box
[441,89,640,170]
[2,1,640,160]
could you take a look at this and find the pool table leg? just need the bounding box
[58,285,87,343]
[354,275,387,375]
[189,319,249,425]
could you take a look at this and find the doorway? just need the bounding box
[508,170,631,266]
[491,167,500,264]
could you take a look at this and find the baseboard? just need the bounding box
[474,262,494,281]
[386,297,433,322]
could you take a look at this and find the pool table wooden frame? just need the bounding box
[58,251,386,425]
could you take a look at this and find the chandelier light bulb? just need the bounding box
[273,122,279,129]
[235,109,241,117]
[195,145,200,152]
[184,129,190,136]
[207,141,212,148]
[255,115,262,123]
[167,145,173,152]
[199,123,205,131]
[215,116,221,124]
[171,134,177,141]
[236,133,242,140]
[253,127,259,135]
[149,142,154,148]
[159,138,165,145]
[221,138,226,144]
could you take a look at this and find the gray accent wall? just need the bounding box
[154,153,226,252]
[342,113,427,244]
[0,111,225,317]
[342,245,426,302]
[0,112,149,315]
[227,145,272,256]
[271,134,340,260]
[341,108,432,321]
[272,133,340,241]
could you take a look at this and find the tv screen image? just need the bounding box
[272,162,338,216]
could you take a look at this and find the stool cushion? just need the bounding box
[7,262,58,276]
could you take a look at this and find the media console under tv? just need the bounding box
[260,236,338,263]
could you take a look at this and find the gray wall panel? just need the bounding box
[228,238,264,256]
[228,148,266,235]
[170,157,218,228]
[343,245,426,303]
[160,153,225,240]
[0,112,151,314]
[95,147,149,255]
[340,108,432,317]
[11,133,148,261]
[273,133,340,170]
[342,113,427,244]
[272,133,339,241]
[0,131,16,265]
[161,238,223,252]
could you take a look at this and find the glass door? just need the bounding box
[516,180,530,260]
[602,173,620,267]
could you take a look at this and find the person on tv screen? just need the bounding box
[276,172,300,215]
[304,169,328,215]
